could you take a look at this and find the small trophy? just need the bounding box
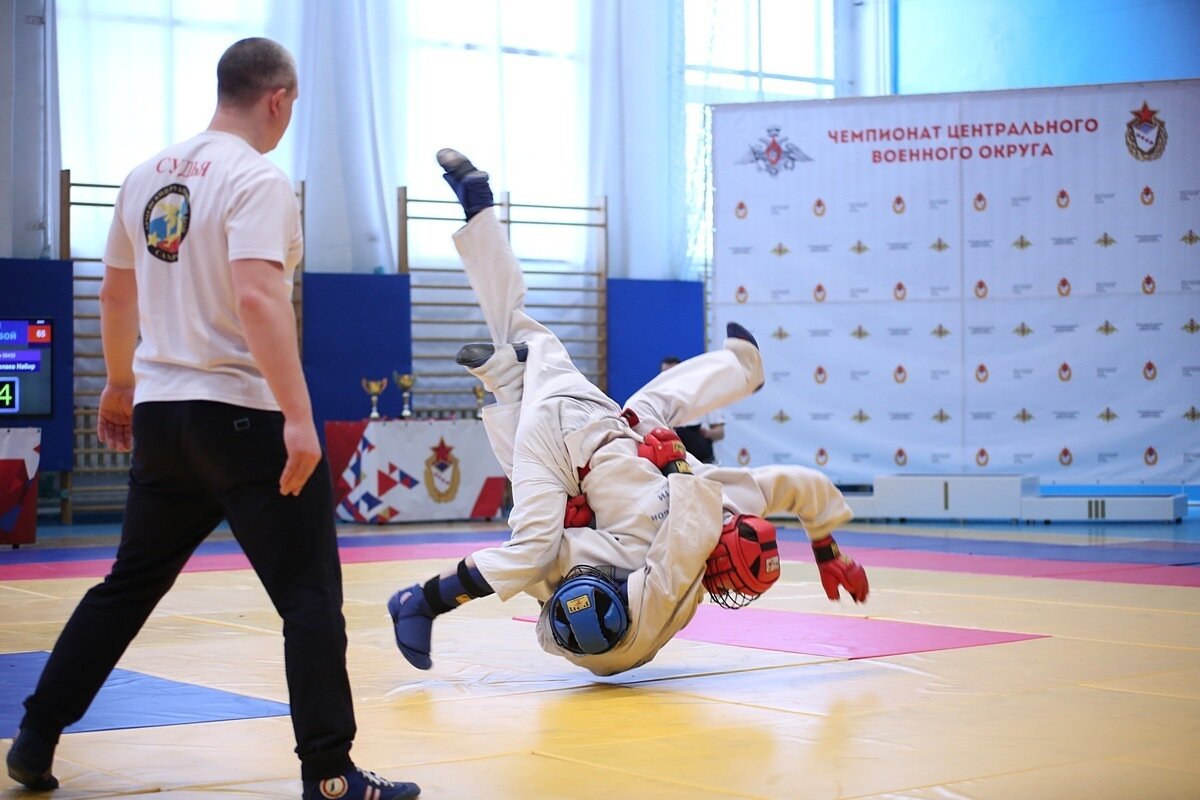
[472,384,485,419]
[361,377,388,419]
[394,372,415,418]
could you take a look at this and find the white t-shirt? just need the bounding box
[104,130,303,410]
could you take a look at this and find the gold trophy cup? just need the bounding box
[472,384,485,419]
[394,372,415,418]
[361,377,388,419]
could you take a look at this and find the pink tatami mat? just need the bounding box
[518,606,1045,659]
[6,539,1200,587]
[774,542,1200,588]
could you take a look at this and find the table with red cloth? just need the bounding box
[0,427,40,546]
[325,418,507,524]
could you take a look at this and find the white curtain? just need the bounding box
[587,0,687,280]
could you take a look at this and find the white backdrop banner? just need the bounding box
[712,80,1200,485]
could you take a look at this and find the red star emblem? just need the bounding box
[430,437,453,463]
[1131,102,1157,125]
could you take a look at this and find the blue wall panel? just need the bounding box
[301,273,412,440]
[897,0,1200,95]
[606,278,705,407]
[0,259,74,471]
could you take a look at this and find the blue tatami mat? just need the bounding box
[0,651,289,735]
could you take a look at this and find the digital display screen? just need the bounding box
[0,319,54,417]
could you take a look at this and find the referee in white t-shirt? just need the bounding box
[6,38,418,800]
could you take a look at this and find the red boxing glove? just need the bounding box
[564,494,594,528]
[637,427,692,476]
[811,535,869,603]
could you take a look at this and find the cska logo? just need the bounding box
[1058,362,1072,381]
[735,201,748,219]
[813,283,827,302]
[894,281,907,300]
[975,363,989,383]
[894,448,908,466]
[1059,447,1073,467]
[975,448,989,467]
[813,198,826,216]
[1143,361,1157,380]
[424,438,462,503]
[974,280,989,299]
[1144,446,1159,466]
[892,195,906,214]
[1056,189,1070,209]
[1140,186,1154,206]
[814,448,829,466]
[973,192,987,211]
[1057,278,1072,297]
[814,365,828,384]
[1142,275,1156,295]
[1126,101,1168,161]
[735,285,749,304]
[894,365,907,383]
[737,448,751,466]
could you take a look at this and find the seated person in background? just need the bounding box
[660,354,725,464]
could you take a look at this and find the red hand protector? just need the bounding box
[811,535,869,603]
[636,427,692,475]
[564,494,594,528]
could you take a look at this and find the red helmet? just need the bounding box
[703,514,780,609]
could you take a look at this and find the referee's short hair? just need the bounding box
[217,37,297,108]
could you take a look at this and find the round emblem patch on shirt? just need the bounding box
[142,183,191,262]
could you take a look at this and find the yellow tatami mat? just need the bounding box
[3,519,1199,799]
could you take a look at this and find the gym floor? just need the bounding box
[2,510,1199,799]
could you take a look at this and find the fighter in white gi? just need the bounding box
[387,150,866,677]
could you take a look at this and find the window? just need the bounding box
[682,0,836,275]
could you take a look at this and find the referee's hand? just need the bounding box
[280,418,321,496]
[97,383,135,452]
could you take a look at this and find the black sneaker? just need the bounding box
[6,728,59,791]
[303,766,419,799]
[436,148,494,220]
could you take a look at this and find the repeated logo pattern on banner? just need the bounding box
[712,80,1200,485]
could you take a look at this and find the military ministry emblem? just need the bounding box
[424,437,461,503]
[737,126,813,176]
[143,184,190,262]
[1126,101,1167,161]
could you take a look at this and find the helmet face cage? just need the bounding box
[549,565,630,655]
[703,516,780,609]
